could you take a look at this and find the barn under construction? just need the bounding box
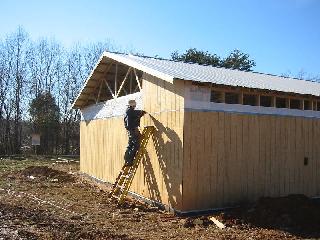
[72,51,320,213]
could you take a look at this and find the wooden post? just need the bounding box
[96,80,104,103]
[221,92,225,103]
[256,94,260,106]
[286,98,290,108]
[271,96,276,107]
[129,70,133,94]
[238,92,243,104]
[114,64,118,97]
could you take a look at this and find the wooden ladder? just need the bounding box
[109,126,155,204]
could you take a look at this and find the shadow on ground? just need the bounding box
[218,194,320,239]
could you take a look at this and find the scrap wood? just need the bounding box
[209,216,226,229]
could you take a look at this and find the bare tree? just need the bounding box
[0,27,29,154]
[0,27,118,155]
[26,38,62,97]
[82,41,115,75]
[59,46,83,154]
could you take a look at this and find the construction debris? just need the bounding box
[0,158,319,239]
[193,218,204,225]
[209,216,226,229]
[17,166,75,183]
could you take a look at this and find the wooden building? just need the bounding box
[73,52,320,213]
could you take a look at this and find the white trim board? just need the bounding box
[185,100,320,119]
[81,92,143,121]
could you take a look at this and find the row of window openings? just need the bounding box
[211,91,320,111]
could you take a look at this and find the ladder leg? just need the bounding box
[109,126,155,203]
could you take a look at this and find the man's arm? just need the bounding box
[131,110,147,120]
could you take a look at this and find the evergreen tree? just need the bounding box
[29,91,60,154]
[171,48,256,71]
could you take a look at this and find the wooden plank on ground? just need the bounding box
[209,216,226,229]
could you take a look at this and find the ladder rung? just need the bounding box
[109,126,155,203]
[111,195,121,200]
[119,174,131,179]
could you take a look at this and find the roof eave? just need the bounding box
[71,54,107,109]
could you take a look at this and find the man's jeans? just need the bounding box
[124,128,141,165]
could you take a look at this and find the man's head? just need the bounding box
[128,100,136,108]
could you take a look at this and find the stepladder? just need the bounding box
[109,126,155,204]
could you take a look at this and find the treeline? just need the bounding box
[0,27,116,155]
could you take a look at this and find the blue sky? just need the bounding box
[0,0,319,77]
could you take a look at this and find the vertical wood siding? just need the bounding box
[80,73,320,212]
[80,74,185,209]
[182,111,320,211]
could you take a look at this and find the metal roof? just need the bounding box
[106,52,320,96]
[72,51,320,109]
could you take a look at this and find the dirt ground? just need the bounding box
[0,157,319,240]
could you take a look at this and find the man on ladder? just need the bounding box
[124,100,146,166]
[109,100,153,203]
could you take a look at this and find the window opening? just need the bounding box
[243,94,258,106]
[260,95,272,107]
[304,100,311,110]
[276,97,287,108]
[225,92,239,104]
[210,90,224,103]
[290,99,301,110]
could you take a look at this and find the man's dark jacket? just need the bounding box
[124,107,144,130]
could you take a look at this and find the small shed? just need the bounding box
[73,52,320,213]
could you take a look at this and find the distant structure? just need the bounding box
[73,52,320,213]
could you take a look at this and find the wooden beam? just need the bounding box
[114,64,118,97]
[238,92,243,104]
[104,79,115,99]
[84,81,101,106]
[256,95,260,106]
[133,68,142,91]
[130,70,133,94]
[286,98,290,108]
[96,79,104,103]
[209,217,226,229]
[133,84,139,93]
[271,96,276,107]
[116,67,132,98]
